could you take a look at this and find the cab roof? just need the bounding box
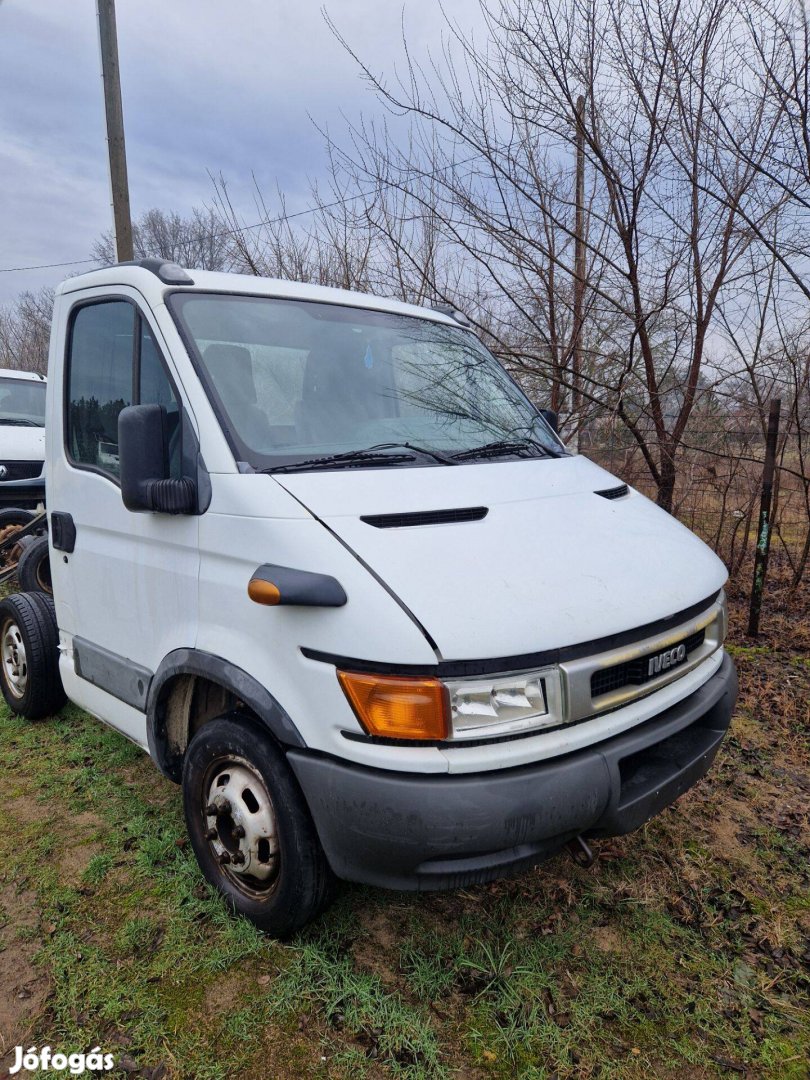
[57,261,464,328]
[0,367,46,382]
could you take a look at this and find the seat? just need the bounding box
[202,343,273,449]
[296,339,392,445]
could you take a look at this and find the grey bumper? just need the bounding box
[288,653,737,890]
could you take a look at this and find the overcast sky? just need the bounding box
[0,0,482,305]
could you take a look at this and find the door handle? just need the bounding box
[50,512,76,553]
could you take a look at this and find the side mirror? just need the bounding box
[119,404,195,514]
[539,408,559,434]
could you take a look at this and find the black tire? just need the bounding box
[183,714,335,936]
[17,535,52,595]
[0,592,66,719]
[0,509,36,530]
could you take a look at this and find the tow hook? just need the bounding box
[566,835,595,868]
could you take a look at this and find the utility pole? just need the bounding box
[572,94,586,451]
[747,398,782,637]
[97,0,133,262]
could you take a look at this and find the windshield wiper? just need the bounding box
[264,441,461,475]
[0,418,41,427]
[363,442,459,465]
[265,447,418,474]
[451,439,562,462]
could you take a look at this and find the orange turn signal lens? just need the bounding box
[337,670,449,740]
[247,578,281,605]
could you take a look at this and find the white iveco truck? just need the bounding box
[0,260,737,935]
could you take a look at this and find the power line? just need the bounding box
[0,257,98,275]
[0,150,487,276]
[0,190,376,276]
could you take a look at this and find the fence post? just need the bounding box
[747,399,781,637]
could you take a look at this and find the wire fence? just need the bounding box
[585,419,810,593]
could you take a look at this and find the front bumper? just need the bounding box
[288,653,737,890]
[0,476,45,508]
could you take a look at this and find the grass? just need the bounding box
[0,581,807,1079]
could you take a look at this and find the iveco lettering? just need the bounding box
[0,261,738,935]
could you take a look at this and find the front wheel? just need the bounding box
[182,714,335,936]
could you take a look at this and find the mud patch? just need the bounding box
[7,793,51,826]
[54,810,105,886]
[57,844,96,886]
[201,970,253,1018]
[351,908,405,988]
[591,925,623,953]
[0,885,49,1064]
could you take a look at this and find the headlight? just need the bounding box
[337,666,564,742]
[443,667,564,740]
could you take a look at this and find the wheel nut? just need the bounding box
[233,825,245,839]
[205,828,217,841]
[232,852,245,865]
[218,852,231,865]
[205,804,218,816]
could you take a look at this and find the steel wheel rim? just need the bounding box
[1,618,27,699]
[36,556,52,594]
[201,754,280,898]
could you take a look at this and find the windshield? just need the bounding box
[0,377,46,427]
[169,293,564,470]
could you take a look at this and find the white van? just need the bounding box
[0,367,46,509]
[0,260,737,935]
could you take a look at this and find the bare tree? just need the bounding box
[92,206,231,270]
[0,287,54,374]
[209,171,377,290]
[320,0,795,510]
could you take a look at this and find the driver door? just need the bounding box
[50,293,199,744]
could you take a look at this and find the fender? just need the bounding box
[146,648,305,780]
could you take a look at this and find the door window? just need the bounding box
[66,300,181,480]
[66,301,133,477]
[139,322,182,478]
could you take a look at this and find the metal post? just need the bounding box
[97,0,133,262]
[572,94,586,451]
[747,399,781,637]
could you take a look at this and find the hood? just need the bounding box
[0,425,45,461]
[276,455,727,661]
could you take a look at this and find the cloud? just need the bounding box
[0,0,484,304]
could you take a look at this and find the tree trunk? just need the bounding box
[656,451,677,514]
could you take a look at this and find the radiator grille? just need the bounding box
[591,628,706,698]
[0,460,43,482]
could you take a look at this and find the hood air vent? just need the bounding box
[361,507,489,529]
[595,484,629,500]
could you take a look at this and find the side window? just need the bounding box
[67,301,134,478]
[67,301,182,481]
[139,322,182,478]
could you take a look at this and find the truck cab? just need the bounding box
[0,259,737,935]
[0,367,46,509]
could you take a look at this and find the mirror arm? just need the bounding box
[144,477,197,514]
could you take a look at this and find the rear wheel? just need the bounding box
[0,592,66,718]
[182,714,334,935]
[0,509,42,580]
[17,535,52,595]
[0,508,37,531]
